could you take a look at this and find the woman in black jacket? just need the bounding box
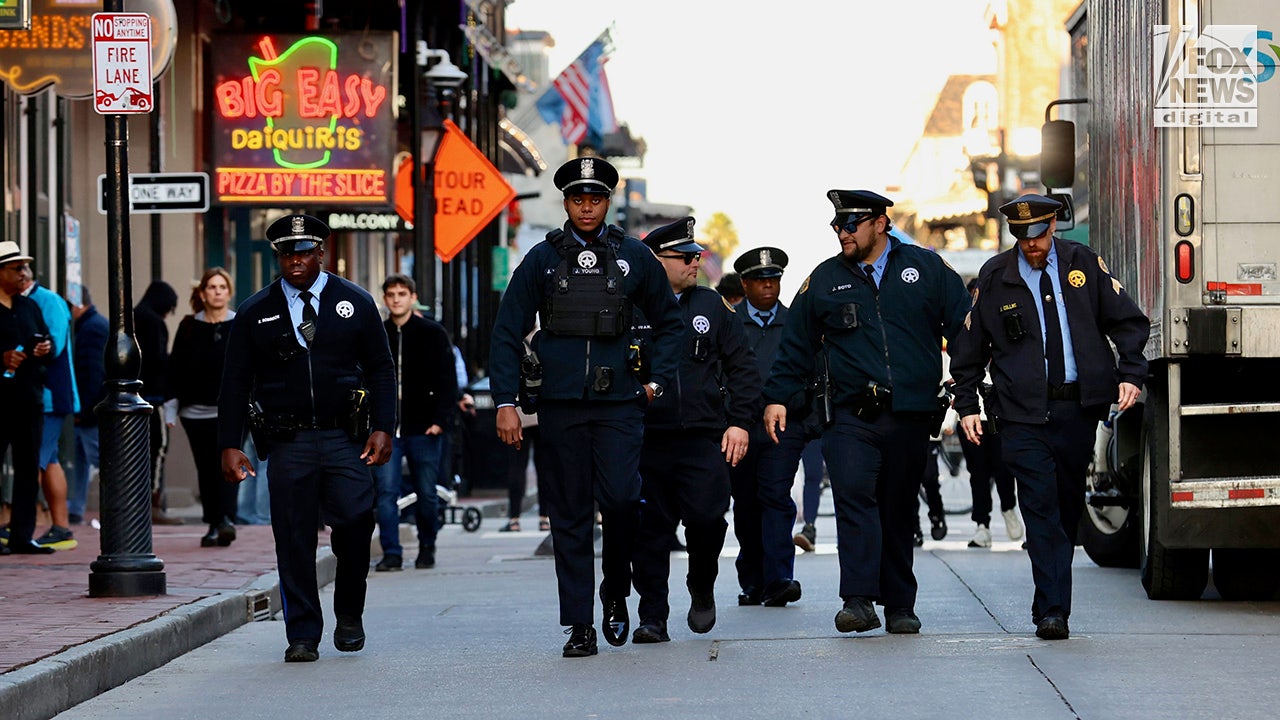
[167,268,238,546]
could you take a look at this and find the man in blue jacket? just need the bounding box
[489,157,683,657]
[68,287,109,526]
[763,190,969,636]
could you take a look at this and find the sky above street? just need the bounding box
[506,0,997,289]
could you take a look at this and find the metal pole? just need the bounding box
[412,4,437,315]
[89,0,165,597]
[149,79,162,278]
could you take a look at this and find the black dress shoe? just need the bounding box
[562,624,598,657]
[200,526,219,547]
[375,554,403,572]
[601,596,629,647]
[1035,614,1070,640]
[284,640,320,662]
[687,588,716,634]
[737,588,763,606]
[632,620,670,644]
[216,519,237,547]
[834,596,881,633]
[333,615,365,652]
[414,545,435,569]
[761,579,802,607]
[885,607,922,634]
[9,540,55,555]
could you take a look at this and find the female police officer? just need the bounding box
[489,157,684,657]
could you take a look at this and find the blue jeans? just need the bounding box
[237,435,272,524]
[69,425,100,518]
[374,433,443,557]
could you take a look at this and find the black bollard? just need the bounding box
[88,106,165,596]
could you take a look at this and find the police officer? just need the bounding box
[218,214,395,663]
[489,157,683,657]
[763,189,969,635]
[949,193,1149,640]
[627,217,759,643]
[727,246,811,608]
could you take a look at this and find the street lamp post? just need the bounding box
[89,0,165,597]
[412,40,466,318]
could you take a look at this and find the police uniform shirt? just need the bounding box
[489,223,684,407]
[763,237,970,413]
[949,238,1150,425]
[1016,243,1078,384]
[861,244,891,288]
[282,272,329,348]
[746,303,775,328]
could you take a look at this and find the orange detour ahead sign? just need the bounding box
[432,119,515,262]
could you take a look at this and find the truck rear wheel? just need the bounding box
[1079,417,1140,568]
[1139,379,1209,600]
[1211,548,1280,601]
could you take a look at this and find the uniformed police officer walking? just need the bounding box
[949,193,1149,640]
[763,190,969,635]
[727,246,811,608]
[218,214,395,663]
[627,217,759,643]
[489,157,684,658]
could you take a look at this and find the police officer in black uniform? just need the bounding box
[763,190,969,635]
[626,217,759,643]
[218,214,395,663]
[489,157,683,658]
[950,193,1149,640]
[727,246,811,608]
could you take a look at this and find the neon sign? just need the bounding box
[211,33,397,205]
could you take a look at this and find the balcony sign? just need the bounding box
[210,32,396,206]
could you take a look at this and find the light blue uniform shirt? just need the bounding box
[280,271,329,348]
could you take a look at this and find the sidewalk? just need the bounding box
[0,494,507,720]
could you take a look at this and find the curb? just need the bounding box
[0,549,337,720]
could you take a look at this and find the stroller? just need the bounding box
[396,474,483,532]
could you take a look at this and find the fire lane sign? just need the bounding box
[92,13,153,115]
[97,173,211,215]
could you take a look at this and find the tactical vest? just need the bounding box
[540,227,633,338]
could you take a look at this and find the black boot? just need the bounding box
[201,525,219,547]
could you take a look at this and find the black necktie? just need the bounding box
[1039,270,1065,387]
[758,311,771,327]
[298,290,318,346]
[862,264,876,289]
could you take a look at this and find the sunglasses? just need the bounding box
[833,216,876,235]
[658,251,702,265]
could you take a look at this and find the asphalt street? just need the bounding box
[53,468,1280,720]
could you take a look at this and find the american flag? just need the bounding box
[536,32,617,147]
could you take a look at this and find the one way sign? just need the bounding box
[97,172,210,214]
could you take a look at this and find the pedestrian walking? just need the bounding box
[762,189,969,635]
[489,156,683,657]
[135,280,183,525]
[67,287,108,526]
[218,214,395,662]
[950,193,1149,640]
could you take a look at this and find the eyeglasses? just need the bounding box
[658,251,702,265]
[833,216,875,235]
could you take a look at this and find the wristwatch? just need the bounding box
[646,382,664,399]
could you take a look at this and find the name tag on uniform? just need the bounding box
[999,303,1018,312]
[258,314,281,324]
[830,283,853,293]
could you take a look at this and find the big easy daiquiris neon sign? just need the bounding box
[211,33,396,205]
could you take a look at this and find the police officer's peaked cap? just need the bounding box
[827,189,894,227]
[999,193,1062,240]
[734,246,789,279]
[643,217,704,255]
[553,156,619,196]
[266,214,330,253]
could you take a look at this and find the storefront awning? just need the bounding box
[498,117,548,177]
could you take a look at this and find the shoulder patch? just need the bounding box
[722,296,736,312]
[1112,277,1124,295]
[1098,256,1110,274]
[799,275,811,294]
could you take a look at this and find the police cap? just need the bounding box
[734,246,789,279]
[643,217,704,255]
[827,189,894,228]
[999,193,1062,240]
[553,156,619,196]
[266,214,329,253]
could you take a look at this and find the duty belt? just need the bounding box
[1047,383,1080,401]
